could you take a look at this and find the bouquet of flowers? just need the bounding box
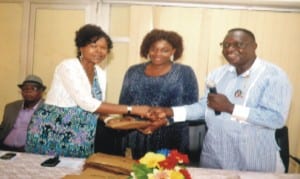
[129,149,191,179]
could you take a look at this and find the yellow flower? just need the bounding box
[169,170,185,179]
[139,152,166,168]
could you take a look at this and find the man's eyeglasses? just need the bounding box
[20,86,41,92]
[219,42,250,49]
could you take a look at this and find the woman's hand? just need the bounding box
[105,115,135,125]
[131,105,151,118]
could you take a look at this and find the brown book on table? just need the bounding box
[84,152,137,175]
[63,153,137,179]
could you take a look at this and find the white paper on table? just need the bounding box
[56,157,85,170]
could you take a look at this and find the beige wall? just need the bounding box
[0,0,299,172]
[0,1,87,118]
[33,9,85,88]
[0,3,23,116]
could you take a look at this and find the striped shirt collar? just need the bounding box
[227,57,262,78]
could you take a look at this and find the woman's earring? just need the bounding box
[170,55,174,61]
[147,54,151,61]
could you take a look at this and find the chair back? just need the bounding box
[275,126,289,173]
[187,120,207,166]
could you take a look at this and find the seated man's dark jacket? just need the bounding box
[0,99,44,145]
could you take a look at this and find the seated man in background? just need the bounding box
[0,74,46,152]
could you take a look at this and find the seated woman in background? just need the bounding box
[95,29,199,159]
[25,24,149,158]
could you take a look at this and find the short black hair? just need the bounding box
[228,28,256,42]
[75,24,113,58]
[140,29,183,61]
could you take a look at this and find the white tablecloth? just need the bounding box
[1,150,300,179]
[0,150,84,179]
[188,167,300,179]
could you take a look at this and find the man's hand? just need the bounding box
[138,118,168,135]
[146,107,173,121]
[207,93,234,114]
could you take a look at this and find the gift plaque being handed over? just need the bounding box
[104,115,151,130]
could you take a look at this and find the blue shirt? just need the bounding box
[119,62,199,108]
[174,58,292,172]
[119,62,199,158]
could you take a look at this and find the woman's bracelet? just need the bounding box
[127,106,132,115]
[103,116,115,124]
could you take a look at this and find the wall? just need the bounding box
[0,3,23,117]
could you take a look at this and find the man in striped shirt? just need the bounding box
[151,28,292,172]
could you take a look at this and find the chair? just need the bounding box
[275,126,290,173]
[187,120,207,166]
[290,155,300,166]
[275,126,300,173]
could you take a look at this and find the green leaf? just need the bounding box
[132,163,153,179]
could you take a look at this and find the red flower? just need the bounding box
[179,168,192,179]
[159,157,177,169]
[169,150,189,164]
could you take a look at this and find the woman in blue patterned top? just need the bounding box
[95,29,199,159]
[25,24,150,158]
